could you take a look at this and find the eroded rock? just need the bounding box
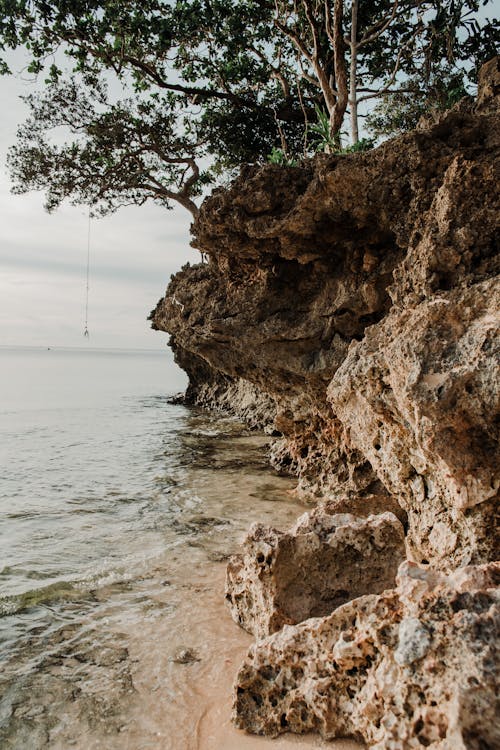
[319,492,408,528]
[234,561,500,750]
[226,509,405,639]
[328,279,500,569]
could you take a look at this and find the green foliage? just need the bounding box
[307,107,374,155]
[266,147,298,167]
[339,138,376,154]
[308,106,342,153]
[366,69,470,139]
[7,80,204,216]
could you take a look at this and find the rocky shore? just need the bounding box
[150,57,499,749]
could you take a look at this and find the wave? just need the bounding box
[0,554,164,618]
[0,580,78,617]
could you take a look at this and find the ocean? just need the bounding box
[0,346,346,750]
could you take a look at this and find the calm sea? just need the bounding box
[0,346,187,633]
[0,346,305,749]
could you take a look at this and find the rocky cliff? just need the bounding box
[150,57,499,749]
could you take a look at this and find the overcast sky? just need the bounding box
[0,60,199,351]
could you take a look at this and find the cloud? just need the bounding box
[0,60,199,350]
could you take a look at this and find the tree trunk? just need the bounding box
[349,0,359,144]
[329,0,348,145]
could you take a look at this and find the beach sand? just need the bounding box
[109,561,365,750]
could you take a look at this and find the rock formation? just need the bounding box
[234,561,500,750]
[226,510,405,639]
[151,57,499,747]
[151,58,499,569]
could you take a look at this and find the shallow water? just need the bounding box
[0,346,362,749]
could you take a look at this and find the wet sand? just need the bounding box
[103,562,364,750]
[41,559,363,749]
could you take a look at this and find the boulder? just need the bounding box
[328,280,500,569]
[234,561,500,749]
[226,509,405,639]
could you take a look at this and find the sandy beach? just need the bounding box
[101,559,365,750]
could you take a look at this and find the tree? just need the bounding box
[1,0,314,217]
[273,0,499,145]
[365,2,500,138]
[8,80,206,217]
[0,0,497,217]
[365,66,469,138]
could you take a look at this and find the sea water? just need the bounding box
[0,346,361,750]
[0,347,188,641]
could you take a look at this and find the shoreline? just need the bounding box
[1,410,363,748]
[149,63,499,748]
[117,562,364,750]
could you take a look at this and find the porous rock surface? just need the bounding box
[226,509,405,640]
[328,279,499,570]
[233,561,500,750]
[151,59,499,568]
[151,58,500,747]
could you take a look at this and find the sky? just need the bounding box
[0,58,199,351]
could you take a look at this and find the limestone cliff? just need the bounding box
[151,57,499,748]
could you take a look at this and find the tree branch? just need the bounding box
[358,29,421,102]
[357,0,400,48]
[301,0,320,61]
[37,25,256,109]
[297,55,322,88]
[135,173,199,218]
[250,44,291,98]
[273,18,314,67]
[330,0,348,135]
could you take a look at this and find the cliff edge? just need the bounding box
[151,57,499,748]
